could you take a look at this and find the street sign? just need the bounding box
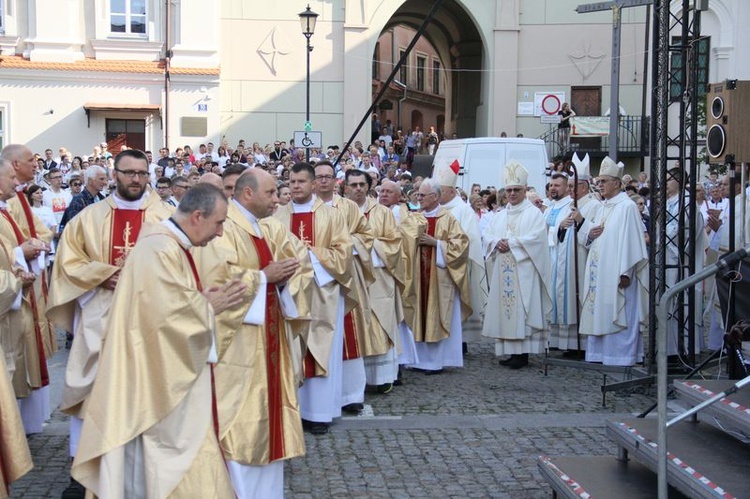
[541,114,561,124]
[294,131,322,149]
[304,121,313,132]
[575,0,652,14]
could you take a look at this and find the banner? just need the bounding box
[570,117,610,136]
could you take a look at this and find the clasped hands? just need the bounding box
[20,238,50,260]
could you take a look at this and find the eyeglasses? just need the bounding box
[315,175,334,181]
[115,169,150,179]
[505,188,523,193]
[70,183,82,187]
[174,184,190,190]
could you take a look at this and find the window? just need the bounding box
[399,50,408,85]
[106,119,146,151]
[0,108,4,149]
[433,60,441,95]
[110,0,147,36]
[670,36,710,102]
[416,56,426,92]
[0,1,4,35]
[372,42,380,79]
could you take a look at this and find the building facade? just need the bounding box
[0,0,747,164]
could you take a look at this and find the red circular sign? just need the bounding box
[541,94,561,115]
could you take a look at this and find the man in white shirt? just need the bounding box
[42,167,72,230]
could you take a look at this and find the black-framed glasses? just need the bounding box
[115,169,150,179]
[70,182,82,187]
[505,188,523,193]
[173,184,190,190]
[315,175,334,181]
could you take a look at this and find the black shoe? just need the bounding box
[301,419,330,435]
[342,403,364,414]
[507,354,529,369]
[376,383,393,394]
[393,367,403,386]
[498,357,514,366]
[462,342,468,354]
[561,350,584,360]
[61,477,86,499]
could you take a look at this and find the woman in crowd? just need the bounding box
[27,185,57,234]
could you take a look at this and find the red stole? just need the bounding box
[0,209,49,387]
[291,212,322,378]
[419,216,438,341]
[109,209,145,267]
[16,190,50,301]
[181,248,221,445]
[250,234,286,462]
[290,212,314,247]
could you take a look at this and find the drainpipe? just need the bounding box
[164,0,172,150]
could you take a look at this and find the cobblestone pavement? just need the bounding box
[12,338,660,498]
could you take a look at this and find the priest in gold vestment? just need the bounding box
[47,150,173,496]
[0,158,33,497]
[1,144,54,435]
[313,161,373,414]
[195,169,312,498]
[72,184,246,498]
[407,178,472,373]
[377,180,423,369]
[274,162,353,435]
[345,171,404,391]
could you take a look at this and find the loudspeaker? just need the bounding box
[706,80,750,164]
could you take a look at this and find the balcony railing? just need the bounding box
[538,116,649,159]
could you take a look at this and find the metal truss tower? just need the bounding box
[649,0,705,370]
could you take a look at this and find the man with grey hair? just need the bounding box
[72,183,245,497]
[482,160,551,369]
[59,164,108,233]
[406,178,471,374]
[48,149,173,498]
[1,144,54,435]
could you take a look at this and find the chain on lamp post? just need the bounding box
[299,5,318,163]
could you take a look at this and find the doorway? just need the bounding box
[106,119,146,152]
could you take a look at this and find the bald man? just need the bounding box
[195,168,311,497]
[1,143,54,435]
[198,172,225,190]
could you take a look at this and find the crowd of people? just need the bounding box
[0,136,746,498]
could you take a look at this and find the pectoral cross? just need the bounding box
[113,221,135,267]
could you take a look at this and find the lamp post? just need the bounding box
[299,5,318,162]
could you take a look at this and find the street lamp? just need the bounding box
[299,4,318,162]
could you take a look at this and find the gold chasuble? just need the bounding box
[71,223,233,498]
[0,209,48,398]
[0,242,33,495]
[394,205,428,335]
[47,192,173,417]
[8,189,55,359]
[275,198,353,377]
[361,198,404,356]
[194,202,311,466]
[329,195,374,359]
[414,208,472,343]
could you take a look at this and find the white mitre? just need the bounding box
[503,159,529,187]
[433,159,460,187]
[572,152,591,180]
[598,156,624,179]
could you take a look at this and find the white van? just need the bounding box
[431,137,549,193]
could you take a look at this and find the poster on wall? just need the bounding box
[533,92,566,117]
